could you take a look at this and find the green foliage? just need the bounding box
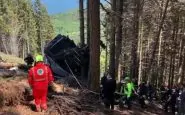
[0,0,54,57]
[34,0,54,53]
[51,10,80,43]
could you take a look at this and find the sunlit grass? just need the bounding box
[0,52,24,64]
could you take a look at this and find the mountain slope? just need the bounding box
[51,10,80,43]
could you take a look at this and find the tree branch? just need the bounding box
[100,3,110,14]
[100,3,123,19]
[103,0,111,6]
[152,0,163,10]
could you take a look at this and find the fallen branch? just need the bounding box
[84,89,100,95]
[0,69,27,77]
[55,101,63,115]
[0,62,15,69]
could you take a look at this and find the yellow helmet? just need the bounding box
[35,55,44,62]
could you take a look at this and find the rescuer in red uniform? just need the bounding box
[28,55,54,112]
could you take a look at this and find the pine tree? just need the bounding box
[109,0,117,79]
[79,0,85,46]
[89,0,100,91]
[34,0,54,54]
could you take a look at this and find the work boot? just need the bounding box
[35,105,41,112]
[36,107,41,112]
[41,104,47,112]
[42,109,47,113]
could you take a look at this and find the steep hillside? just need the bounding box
[51,10,80,43]
[50,8,106,43]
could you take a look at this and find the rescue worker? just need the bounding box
[164,87,176,113]
[130,79,137,101]
[138,82,148,108]
[179,83,185,115]
[147,83,153,102]
[170,88,178,114]
[100,72,107,99]
[102,73,116,110]
[122,77,134,109]
[160,85,167,103]
[24,53,34,68]
[28,55,54,112]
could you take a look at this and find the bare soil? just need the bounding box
[0,78,170,115]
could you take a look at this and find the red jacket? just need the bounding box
[28,62,54,90]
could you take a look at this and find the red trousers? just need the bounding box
[33,88,48,110]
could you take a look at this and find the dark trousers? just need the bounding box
[164,101,176,114]
[125,97,132,109]
[104,97,114,110]
[139,96,146,108]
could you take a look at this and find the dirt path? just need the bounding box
[0,104,169,115]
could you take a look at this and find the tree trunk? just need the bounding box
[115,0,123,79]
[138,20,144,85]
[79,0,85,79]
[10,35,19,57]
[159,42,166,86]
[86,0,90,46]
[79,0,85,46]
[148,0,170,74]
[157,0,164,67]
[109,0,116,79]
[89,0,100,91]
[171,16,179,86]
[168,52,173,87]
[180,50,185,83]
[177,39,184,83]
[105,27,108,72]
[1,35,9,54]
[130,0,140,79]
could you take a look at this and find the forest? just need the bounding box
[85,0,185,90]
[0,0,54,57]
[0,0,185,114]
[0,0,185,91]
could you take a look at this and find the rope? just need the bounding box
[64,60,83,89]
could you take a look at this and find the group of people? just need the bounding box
[100,73,135,110]
[25,53,185,114]
[100,73,185,115]
[25,54,54,112]
[160,84,185,114]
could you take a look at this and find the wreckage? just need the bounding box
[44,34,89,81]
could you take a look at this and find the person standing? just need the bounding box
[28,55,54,112]
[123,77,134,109]
[102,74,116,110]
[24,53,34,68]
[138,82,148,108]
[179,83,185,115]
[100,72,107,99]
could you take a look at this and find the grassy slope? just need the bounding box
[50,8,105,43]
[0,52,24,64]
[51,10,80,43]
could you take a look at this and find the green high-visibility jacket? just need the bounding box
[131,82,135,91]
[122,82,134,98]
